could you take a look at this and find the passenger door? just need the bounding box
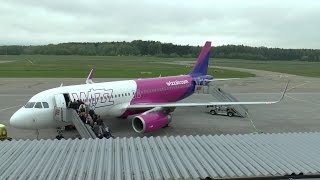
[54,94,67,122]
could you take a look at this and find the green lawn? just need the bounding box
[0,55,254,78]
[211,59,320,77]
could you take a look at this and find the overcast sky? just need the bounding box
[1,0,319,48]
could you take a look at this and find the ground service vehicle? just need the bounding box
[0,124,12,141]
[207,105,239,117]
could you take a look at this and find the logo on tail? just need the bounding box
[190,41,211,76]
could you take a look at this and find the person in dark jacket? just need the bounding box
[97,126,104,139]
[103,126,114,139]
[92,122,100,136]
[79,112,86,123]
[97,117,103,125]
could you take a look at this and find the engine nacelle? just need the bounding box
[132,112,171,133]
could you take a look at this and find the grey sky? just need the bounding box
[1,0,319,48]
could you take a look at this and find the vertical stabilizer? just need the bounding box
[190,41,211,76]
[86,68,94,84]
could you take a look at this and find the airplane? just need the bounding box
[10,41,287,134]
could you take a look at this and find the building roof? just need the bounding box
[1,132,320,179]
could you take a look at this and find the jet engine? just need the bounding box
[132,112,171,133]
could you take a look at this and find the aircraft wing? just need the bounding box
[127,81,288,109]
[127,100,280,109]
[207,78,240,81]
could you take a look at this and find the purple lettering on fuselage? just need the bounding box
[71,88,114,110]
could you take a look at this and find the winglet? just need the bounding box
[86,68,94,84]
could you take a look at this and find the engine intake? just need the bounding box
[132,112,171,133]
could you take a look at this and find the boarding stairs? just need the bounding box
[67,109,97,139]
[196,84,248,117]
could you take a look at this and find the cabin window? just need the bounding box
[25,102,36,108]
[42,102,49,108]
[34,102,43,108]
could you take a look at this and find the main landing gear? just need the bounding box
[56,127,64,140]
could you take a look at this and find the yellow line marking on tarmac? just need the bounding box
[287,81,309,92]
[286,95,319,106]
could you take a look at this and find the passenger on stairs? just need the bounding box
[86,114,94,127]
[67,101,72,108]
[97,126,104,139]
[88,109,95,119]
[70,101,78,111]
[103,126,114,139]
[78,103,86,113]
[92,122,100,136]
[79,111,86,123]
[76,100,80,109]
[97,116,103,125]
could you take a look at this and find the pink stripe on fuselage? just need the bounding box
[133,75,193,103]
[121,75,194,117]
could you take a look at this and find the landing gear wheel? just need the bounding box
[56,127,64,140]
[210,110,216,115]
[56,135,64,140]
[227,112,234,117]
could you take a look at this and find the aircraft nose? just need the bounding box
[10,109,29,129]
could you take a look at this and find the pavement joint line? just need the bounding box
[246,111,261,134]
[0,105,21,112]
[287,82,309,92]
[286,95,320,106]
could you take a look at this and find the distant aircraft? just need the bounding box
[10,41,287,133]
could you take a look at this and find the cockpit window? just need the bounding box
[25,102,36,108]
[34,102,43,108]
[42,102,49,108]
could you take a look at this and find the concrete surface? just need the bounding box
[0,67,319,140]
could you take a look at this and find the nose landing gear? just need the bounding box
[35,129,39,140]
[56,127,64,140]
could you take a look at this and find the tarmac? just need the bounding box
[0,67,319,140]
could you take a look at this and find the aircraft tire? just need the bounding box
[56,135,64,140]
[227,112,234,117]
[210,110,216,115]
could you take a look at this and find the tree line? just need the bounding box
[0,40,319,61]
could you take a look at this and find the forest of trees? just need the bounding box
[0,40,319,61]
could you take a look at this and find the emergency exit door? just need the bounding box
[54,94,67,122]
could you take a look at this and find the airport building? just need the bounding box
[1,132,320,179]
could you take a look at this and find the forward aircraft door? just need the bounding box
[54,94,67,122]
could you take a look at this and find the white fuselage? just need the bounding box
[10,80,138,129]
